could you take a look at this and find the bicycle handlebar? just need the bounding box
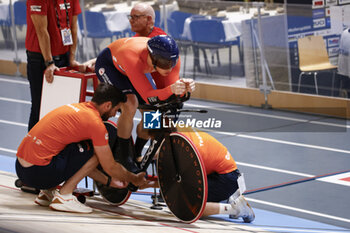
[139,92,191,112]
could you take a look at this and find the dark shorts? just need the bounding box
[16,141,93,190]
[207,169,240,202]
[95,48,145,104]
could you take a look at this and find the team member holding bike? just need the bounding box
[180,128,255,223]
[16,83,147,213]
[94,35,195,174]
[143,126,255,223]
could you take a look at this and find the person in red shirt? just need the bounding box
[16,83,146,213]
[26,0,84,131]
[82,3,166,72]
[128,3,166,38]
[94,35,195,175]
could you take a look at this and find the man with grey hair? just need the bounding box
[128,3,166,37]
[82,3,166,72]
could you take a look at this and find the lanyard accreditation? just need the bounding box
[54,0,73,46]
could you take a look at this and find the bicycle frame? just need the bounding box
[127,92,207,192]
[99,93,209,222]
[139,131,167,172]
[127,122,174,191]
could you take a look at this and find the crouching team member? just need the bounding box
[15,83,147,213]
[184,128,255,222]
[94,35,195,174]
[143,127,255,223]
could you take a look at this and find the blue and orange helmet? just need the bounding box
[147,35,179,69]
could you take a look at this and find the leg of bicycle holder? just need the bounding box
[150,161,162,210]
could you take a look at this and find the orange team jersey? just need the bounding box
[107,37,180,104]
[179,128,237,175]
[17,102,108,166]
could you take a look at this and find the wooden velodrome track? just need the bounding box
[0,74,350,233]
[0,171,266,233]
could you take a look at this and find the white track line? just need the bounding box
[247,197,350,224]
[3,115,350,155]
[185,103,350,129]
[236,161,314,177]
[237,134,350,154]
[137,115,350,155]
[0,119,27,127]
[201,128,350,155]
[0,96,31,104]
[0,77,28,85]
[0,147,17,154]
[1,96,347,129]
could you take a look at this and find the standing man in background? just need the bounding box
[83,3,166,72]
[128,2,165,37]
[26,0,83,130]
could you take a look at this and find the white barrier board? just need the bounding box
[39,75,82,119]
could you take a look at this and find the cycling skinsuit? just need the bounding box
[95,37,180,104]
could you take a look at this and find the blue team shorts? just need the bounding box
[95,48,145,104]
[16,140,93,190]
[207,169,240,202]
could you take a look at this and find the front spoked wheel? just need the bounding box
[157,132,207,223]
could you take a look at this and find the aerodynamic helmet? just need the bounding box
[147,35,179,69]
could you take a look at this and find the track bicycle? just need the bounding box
[95,93,209,223]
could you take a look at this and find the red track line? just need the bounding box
[0,184,20,191]
[244,169,350,195]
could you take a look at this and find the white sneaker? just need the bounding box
[49,190,92,213]
[229,195,255,223]
[35,189,55,207]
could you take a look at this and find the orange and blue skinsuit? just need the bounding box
[95,37,181,104]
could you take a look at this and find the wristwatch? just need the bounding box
[45,60,54,67]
